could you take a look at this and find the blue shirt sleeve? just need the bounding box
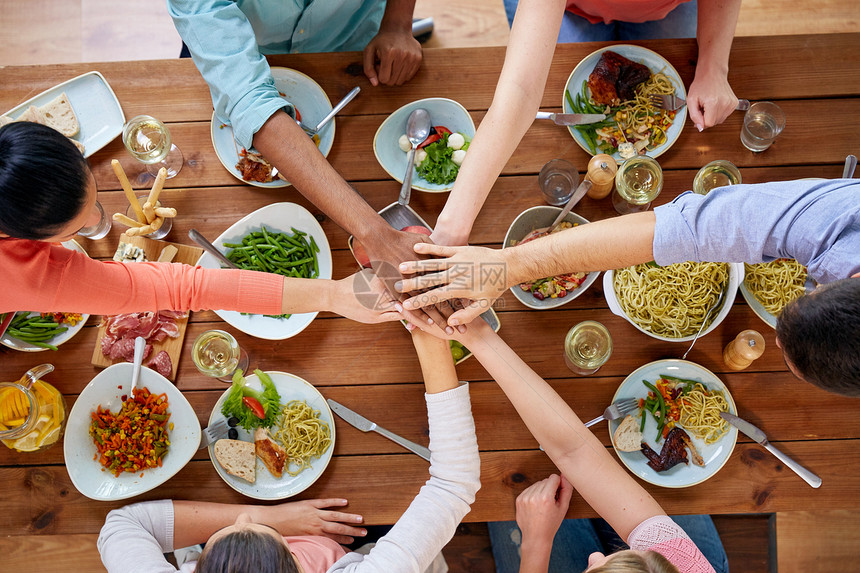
[653,179,860,284]
[167,0,294,150]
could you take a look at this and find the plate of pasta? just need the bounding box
[562,45,686,161]
[207,371,335,500]
[609,360,738,488]
[739,259,808,329]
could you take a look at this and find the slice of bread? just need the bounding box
[17,105,48,125]
[68,137,85,155]
[214,439,256,483]
[614,414,643,452]
[40,92,79,137]
[254,427,286,478]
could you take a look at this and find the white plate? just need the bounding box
[1,241,90,352]
[195,203,332,340]
[64,362,201,501]
[609,360,738,488]
[739,258,811,330]
[603,262,744,343]
[2,71,125,158]
[563,45,687,161]
[210,67,334,188]
[208,371,335,500]
[372,97,476,193]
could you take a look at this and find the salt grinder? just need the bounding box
[723,329,765,371]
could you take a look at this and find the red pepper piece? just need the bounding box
[418,133,442,149]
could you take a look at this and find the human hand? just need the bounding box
[329,270,403,324]
[363,28,422,86]
[686,70,738,131]
[515,474,573,546]
[256,498,366,545]
[396,243,509,327]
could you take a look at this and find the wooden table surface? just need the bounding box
[1,34,859,542]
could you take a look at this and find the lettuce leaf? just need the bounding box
[416,133,459,185]
[220,369,282,430]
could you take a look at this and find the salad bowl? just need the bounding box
[373,97,475,193]
[503,206,600,310]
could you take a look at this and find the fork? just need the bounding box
[681,285,727,360]
[198,418,229,450]
[583,398,639,428]
[648,94,750,113]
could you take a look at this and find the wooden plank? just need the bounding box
[0,534,104,573]
[0,439,856,536]
[89,235,201,379]
[2,35,859,122]
[776,510,860,572]
[712,514,774,573]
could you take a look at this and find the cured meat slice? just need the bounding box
[148,350,173,378]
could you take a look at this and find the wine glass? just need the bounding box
[192,330,250,383]
[122,115,184,179]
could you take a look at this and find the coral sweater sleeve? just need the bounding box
[1,239,284,315]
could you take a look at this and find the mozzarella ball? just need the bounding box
[414,148,428,165]
[398,134,411,152]
[447,133,466,150]
[452,149,467,166]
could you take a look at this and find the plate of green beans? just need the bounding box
[1,240,90,352]
[196,203,332,340]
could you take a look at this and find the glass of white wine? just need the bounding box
[563,320,613,375]
[693,160,742,195]
[611,155,663,215]
[122,115,184,179]
[192,330,249,382]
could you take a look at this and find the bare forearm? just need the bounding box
[695,0,741,77]
[502,212,656,286]
[413,330,459,394]
[281,278,335,315]
[519,538,553,573]
[464,327,663,539]
[435,0,565,244]
[379,0,416,31]
[253,111,388,243]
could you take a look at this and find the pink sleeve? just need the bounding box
[1,239,284,316]
[627,515,716,573]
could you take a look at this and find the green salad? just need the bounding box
[221,369,282,430]
[399,126,469,186]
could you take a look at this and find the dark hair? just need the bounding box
[776,277,860,396]
[0,122,90,239]
[195,529,299,573]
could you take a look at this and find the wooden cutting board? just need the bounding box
[90,234,203,381]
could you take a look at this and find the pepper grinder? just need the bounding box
[585,154,617,199]
[723,329,765,370]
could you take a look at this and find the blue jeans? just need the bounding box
[488,515,729,573]
[502,0,698,42]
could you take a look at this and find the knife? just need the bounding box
[720,412,822,488]
[327,399,431,461]
[536,111,606,126]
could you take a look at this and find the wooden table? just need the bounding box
[1,34,859,558]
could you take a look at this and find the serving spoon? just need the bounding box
[398,109,431,207]
[130,336,146,395]
[681,287,726,360]
[843,154,857,179]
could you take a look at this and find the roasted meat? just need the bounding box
[588,51,652,106]
[236,150,275,183]
[254,428,287,478]
[640,427,704,472]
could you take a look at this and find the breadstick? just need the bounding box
[112,213,145,228]
[111,159,145,223]
[154,207,177,218]
[147,167,167,206]
[149,217,164,231]
[126,223,155,236]
[143,201,156,223]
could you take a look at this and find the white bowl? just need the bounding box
[603,262,744,342]
[64,362,201,501]
[196,203,332,340]
[372,97,475,193]
[502,206,600,310]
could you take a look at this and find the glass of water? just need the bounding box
[740,102,785,152]
[539,159,579,206]
[76,200,112,240]
[563,320,613,375]
[123,115,184,179]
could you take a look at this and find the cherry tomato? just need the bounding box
[242,396,266,420]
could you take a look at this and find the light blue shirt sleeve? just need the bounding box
[167,0,386,150]
[652,179,860,284]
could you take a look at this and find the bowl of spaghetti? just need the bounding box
[603,261,744,342]
[739,259,808,329]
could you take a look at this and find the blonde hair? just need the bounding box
[586,549,679,573]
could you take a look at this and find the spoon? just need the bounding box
[681,287,726,360]
[843,154,857,179]
[398,109,432,207]
[130,336,146,395]
[524,180,593,241]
